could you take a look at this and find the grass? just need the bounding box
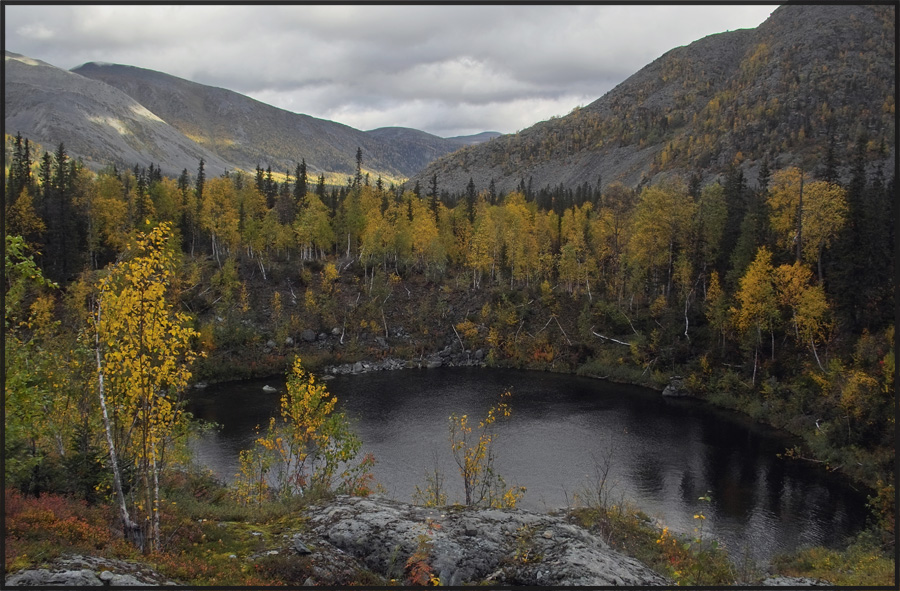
[576,355,669,390]
[568,503,738,586]
[567,498,895,587]
[7,466,894,587]
[4,468,386,586]
[771,530,896,586]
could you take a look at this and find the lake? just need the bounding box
[186,366,868,565]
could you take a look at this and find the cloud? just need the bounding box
[4,4,773,137]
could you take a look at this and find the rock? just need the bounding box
[301,329,316,343]
[192,381,208,389]
[102,572,146,586]
[426,359,443,369]
[5,568,99,586]
[262,385,277,393]
[306,495,670,587]
[375,336,388,349]
[293,535,313,555]
[331,327,342,336]
[284,336,294,346]
[662,376,688,397]
[318,333,327,341]
[5,555,175,586]
[352,361,364,373]
[474,349,485,361]
[266,339,277,349]
[761,576,831,586]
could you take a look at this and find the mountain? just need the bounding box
[4,51,232,176]
[6,54,493,181]
[69,62,480,180]
[365,127,502,172]
[409,4,895,194]
[445,131,503,146]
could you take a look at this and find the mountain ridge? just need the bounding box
[4,53,494,181]
[69,61,487,180]
[408,4,895,194]
[6,4,894,191]
[4,51,234,176]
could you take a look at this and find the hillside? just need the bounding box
[4,52,232,176]
[70,62,476,179]
[365,127,502,172]
[5,54,494,181]
[410,4,895,194]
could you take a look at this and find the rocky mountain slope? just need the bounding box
[5,53,492,180]
[410,4,895,194]
[69,62,481,179]
[4,51,232,176]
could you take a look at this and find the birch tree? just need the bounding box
[91,222,200,552]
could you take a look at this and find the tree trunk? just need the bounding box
[817,246,824,285]
[151,440,161,552]
[810,336,825,372]
[94,301,142,550]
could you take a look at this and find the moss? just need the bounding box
[568,504,737,586]
[771,530,895,586]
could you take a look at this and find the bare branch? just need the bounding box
[590,326,631,346]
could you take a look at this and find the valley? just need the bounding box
[3,3,895,587]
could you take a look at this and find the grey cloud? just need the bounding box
[5,4,773,137]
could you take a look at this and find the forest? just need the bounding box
[3,131,895,584]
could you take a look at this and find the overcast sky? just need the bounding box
[5,4,776,137]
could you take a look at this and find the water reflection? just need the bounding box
[186,367,867,564]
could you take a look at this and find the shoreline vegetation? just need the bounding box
[5,131,893,585]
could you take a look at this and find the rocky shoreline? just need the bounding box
[322,344,487,376]
[318,345,694,401]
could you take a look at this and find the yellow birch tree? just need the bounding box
[91,221,200,552]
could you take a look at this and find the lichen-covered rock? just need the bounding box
[305,495,670,586]
[662,375,688,397]
[4,555,175,586]
[761,575,831,586]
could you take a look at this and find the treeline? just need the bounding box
[6,132,892,330]
[4,131,894,539]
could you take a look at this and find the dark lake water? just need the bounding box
[186,367,868,564]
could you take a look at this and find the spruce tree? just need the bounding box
[294,159,308,207]
[429,174,439,224]
[466,177,476,223]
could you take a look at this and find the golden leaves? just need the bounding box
[448,390,522,507]
[94,222,200,457]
